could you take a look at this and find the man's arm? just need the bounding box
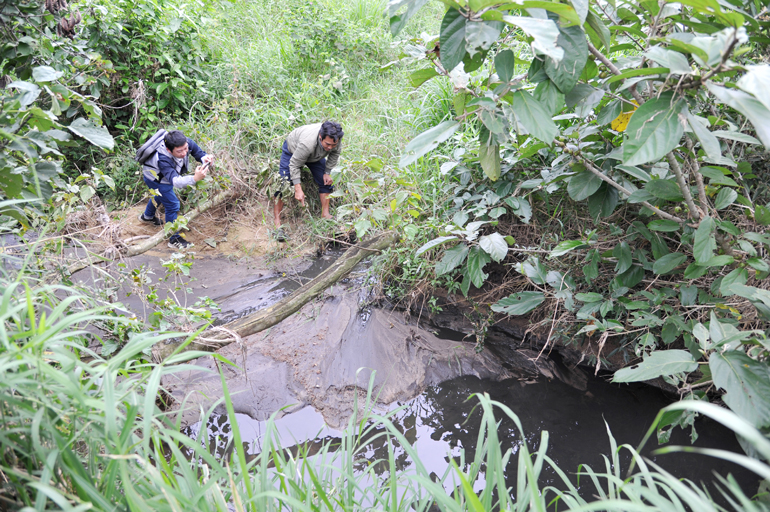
[289,142,312,185]
[187,138,214,165]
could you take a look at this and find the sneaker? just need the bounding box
[273,227,288,243]
[168,234,194,250]
[139,213,162,226]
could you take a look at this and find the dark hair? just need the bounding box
[164,130,187,150]
[319,121,343,142]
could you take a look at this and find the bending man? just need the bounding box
[273,121,343,241]
[139,130,214,250]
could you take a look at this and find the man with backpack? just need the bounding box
[272,121,343,242]
[136,129,214,250]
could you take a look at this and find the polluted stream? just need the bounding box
[97,247,760,500]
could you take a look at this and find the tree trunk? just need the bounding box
[152,230,400,361]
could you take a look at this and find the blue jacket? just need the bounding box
[143,138,207,188]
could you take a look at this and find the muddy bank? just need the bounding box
[163,287,515,429]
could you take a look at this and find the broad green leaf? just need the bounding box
[613,241,632,274]
[737,64,770,113]
[400,121,461,167]
[597,100,622,126]
[684,262,709,279]
[623,94,686,166]
[440,9,467,72]
[755,205,770,226]
[567,170,602,201]
[616,264,644,288]
[710,351,770,429]
[479,139,501,181]
[693,217,716,264]
[479,232,508,262]
[416,235,457,256]
[576,292,603,302]
[653,253,687,274]
[712,130,761,144]
[491,291,546,315]
[565,84,604,118]
[544,25,588,94]
[613,350,698,383]
[519,257,548,284]
[502,16,564,62]
[686,112,722,161]
[648,220,681,232]
[32,66,64,82]
[747,258,770,273]
[494,49,516,82]
[511,90,558,143]
[67,118,115,150]
[606,67,669,85]
[699,166,738,187]
[354,218,372,238]
[588,183,618,219]
[697,255,733,267]
[720,268,748,296]
[714,187,737,210]
[388,0,431,35]
[644,179,683,202]
[436,244,469,276]
[465,20,502,55]
[549,240,589,258]
[644,46,692,74]
[522,0,581,25]
[410,68,439,88]
[8,81,42,106]
[585,10,611,51]
[533,80,564,116]
[504,197,532,224]
[615,164,651,182]
[706,83,770,148]
[680,285,698,306]
[467,246,491,288]
[569,0,588,24]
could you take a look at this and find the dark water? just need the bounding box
[185,372,759,500]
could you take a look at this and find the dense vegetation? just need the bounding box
[1,0,769,509]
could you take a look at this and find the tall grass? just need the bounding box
[1,248,767,510]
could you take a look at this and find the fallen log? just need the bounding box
[50,188,237,283]
[152,230,400,361]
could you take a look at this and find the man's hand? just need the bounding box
[202,154,214,166]
[323,174,333,186]
[193,164,209,182]
[294,184,306,206]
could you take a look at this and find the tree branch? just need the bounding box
[666,151,703,221]
[588,42,645,105]
[684,136,711,215]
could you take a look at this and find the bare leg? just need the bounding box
[319,193,331,219]
[273,197,284,227]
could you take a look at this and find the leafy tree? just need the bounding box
[391,0,770,435]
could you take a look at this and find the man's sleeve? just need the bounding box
[289,142,311,185]
[187,138,207,162]
[157,153,179,182]
[325,143,342,174]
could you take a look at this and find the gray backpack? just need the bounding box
[135,129,167,168]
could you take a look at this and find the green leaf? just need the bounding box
[597,100,622,127]
[67,118,115,150]
[466,246,491,288]
[585,10,611,51]
[511,90,558,143]
[8,81,41,106]
[712,130,761,144]
[684,262,709,279]
[653,253,687,274]
[549,240,589,258]
[720,268,748,296]
[699,166,738,187]
[544,25,588,94]
[491,291,546,315]
[615,164,651,182]
[416,235,458,256]
[522,0,581,25]
[504,197,532,224]
[567,170,602,201]
[502,16,563,62]
[644,46,692,74]
[686,112,722,161]
[606,67,670,85]
[465,20,502,55]
[616,264,644,288]
[623,94,686,166]
[613,241,632,274]
[410,67,439,88]
[693,217,716,264]
[680,285,698,306]
[479,232,508,262]
[436,244,469,276]
[710,351,770,429]
[714,187,738,210]
[533,80,564,116]
[588,183,618,219]
[479,138,501,181]
[747,258,770,273]
[388,0,431,35]
[706,83,770,148]
[644,179,684,202]
[32,66,64,82]
[647,220,680,232]
[613,350,698,383]
[697,255,733,267]
[755,205,770,226]
[576,292,603,302]
[494,49,516,82]
[400,121,461,167]
[440,9,467,72]
[737,64,770,113]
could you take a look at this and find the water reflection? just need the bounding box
[183,374,759,496]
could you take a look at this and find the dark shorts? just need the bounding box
[275,141,334,197]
